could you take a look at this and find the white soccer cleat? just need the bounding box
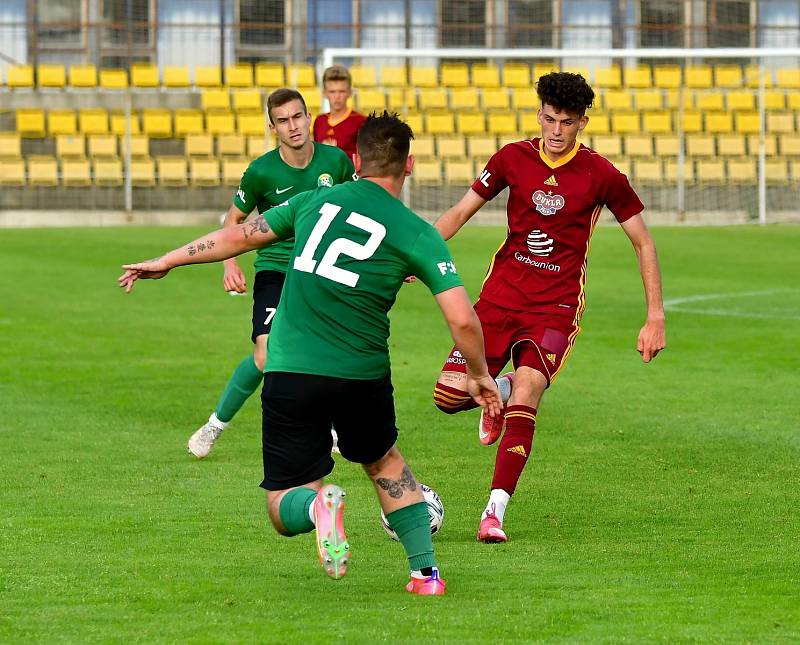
[187,422,224,458]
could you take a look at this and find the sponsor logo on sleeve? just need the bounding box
[317,173,334,187]
[236,187,247,203]
[437,260,458,275]
[479,169,491,187]
[446,350,466,366]
[532,190,565,216]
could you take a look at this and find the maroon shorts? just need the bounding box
[441,299,580,386]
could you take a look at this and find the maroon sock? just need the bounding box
[433,382,479,414]
[491,405,536,494]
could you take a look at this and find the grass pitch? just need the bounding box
[1,224,799,643]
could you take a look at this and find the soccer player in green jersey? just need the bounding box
[119,113,502,595]
[188,88,355,458]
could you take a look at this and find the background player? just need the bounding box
[431,72,666,543]
[119,113,502,595]
[188,88,354,458]
[313,65,367,160]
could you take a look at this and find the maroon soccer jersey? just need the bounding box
[470,138,644,321]
[313,109,366,159]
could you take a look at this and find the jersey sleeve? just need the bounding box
[603,163,645,223]
[470,146,510,201]
[407,227,464,295]
[233,161,266,213]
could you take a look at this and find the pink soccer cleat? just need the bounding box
[312,484,350,580]
[477,511,508,543]
[406,569,447,596]
[478,372,513,446]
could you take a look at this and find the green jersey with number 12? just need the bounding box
[233,142,354,273]
[264,179,463,379]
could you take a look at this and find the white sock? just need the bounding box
[209,413,229,430]
[482,489,511,523]
[308,500,316,525]
[496,375,512,403]
[410,566,438,580]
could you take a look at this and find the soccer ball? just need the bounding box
[380,483,444,541]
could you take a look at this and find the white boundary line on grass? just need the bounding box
[664,289,800,320]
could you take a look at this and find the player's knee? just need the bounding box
[265,494,293,536]
[253,337,267,372]
[433,379,471,414]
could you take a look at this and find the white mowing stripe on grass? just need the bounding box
[664,289,800,321]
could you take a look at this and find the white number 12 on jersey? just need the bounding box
[293,202,386,287]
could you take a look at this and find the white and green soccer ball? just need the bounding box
[380,483,444,541]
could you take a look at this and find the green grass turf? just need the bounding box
[1,224,798,643]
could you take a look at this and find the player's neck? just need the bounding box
[361,175,403,198]
[279,141,315,169]
[329,106,349,119]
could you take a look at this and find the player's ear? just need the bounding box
[354,152,362,174]
[578,115,589,132]
[404,154,415,177]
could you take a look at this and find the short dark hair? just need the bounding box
[536,72,595,116]
[266,88,308,124]
[356,111,414,177]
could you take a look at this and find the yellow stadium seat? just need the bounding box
[696,93,725,111]
[7,65,34,89]
[304,91,322,113]
[222,157,249,185]
[48,109,77,136]
[440,64,469,88]
[705,112,733,134]
[56,135,86,158]
[37,64,65,88]
[131,157,156,186]
[727,158,756,183]
[185,133,214,157]
[498,134,523,148]
[288,64,316,88]
[767,112,795,134]
[467,135,497,161]
[604,90,633,111]
[487,113,517,135]
[510,88,538,110]
[255,63,285,88]
[717,135,746,157]
[142,109,172,138]
[233,89,262,112]
[218,134,245,157]
[653,65,681,89]
[624,66,652,89]
[586,112,610,135]
[357,89,387,112]
[237,112,266,136]
[714,65,743,88]
[131,64,159,88]
[386,88,411,110]
[28,156,59,186]
[111,112,141,135]
[746,134,777,156]
[681,111,703,134]
[633,158,663,184]
[437,136,466,159]
[413,159,442,185]
[775,69,800,89]
[16,108,46,137]
[349,66,377,88]
[93,158,123,186]
[0,133,22,158]
[163,66,190,88]
[665,159,695,183]
[202,88,230,111]
[685,65,712,89]
[0,159,26,185]
[195,66,222,88]
[418,88,448,110]
[664,89,694,110]
[174,109,205,137]
[226,64,253,87]
[100,69,128,90]
[79,108,109,135]
[735,112,760,134]
[444,159,475,184]
[62,158,91,186]
[610,157,631,177]
[780,134,800,157]
[726,91,755,112]
[503,64,531,88]
[641,111,672,134]
[206,111,235,136]
[88,135,117,158]
[190,157,220,185]
[482,89,510,110]
[695,159,725,183]
[69,65,97,88]
[791,160,800,181]
[410,67,438,88]
[788,93,800,111]
[450,88,479,111]
[634,90,662,111]
[532,63,558,82]
[472,65,500,88]
[687,135,715,157]
[745,66,772,88]
[612,112,640,134]
[410,135,435,158]
[594,66,621,88]
[247,135,272,158]
[764,91,786,111]
[590,135,622,157]
[519,111,539,134]
[624,135,653,157]
[380,66,407,88]
[765,159,789,183]
[404,112,424,135]
[157,156,189,186]
[654,135,680,157]
[426,112,455,135]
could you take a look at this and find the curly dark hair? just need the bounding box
[357,111,414,177]
[536,72,595,115]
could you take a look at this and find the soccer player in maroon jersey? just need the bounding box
[431,72,666,543]
[313,65,367,160]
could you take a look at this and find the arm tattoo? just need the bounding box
[244,215,270,239]
[375,466,418,499]
[186,239,215,256]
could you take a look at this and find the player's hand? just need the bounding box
[223,258,247,293]
[466,374,503,418]
[637,316,666,362]
[403,275,417,284]
[118,257,171,293]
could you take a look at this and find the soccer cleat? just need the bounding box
[187,422,224,458]
[331,427,340,454]
[478,372,513,446]
[477,511,508,543]
[313,484,350,580]
[406,570,447,596]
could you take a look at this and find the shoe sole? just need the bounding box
[478,409,503,446]
[187,441,209,459]
[314,485,350,580]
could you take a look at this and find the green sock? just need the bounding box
[386,502,437,572]
[278,488,317,536]
[214,355,264,423]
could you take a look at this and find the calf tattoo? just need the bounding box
[376,466,418,499]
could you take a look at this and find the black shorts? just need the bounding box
[259,372,399,491]
[251,270,286,342]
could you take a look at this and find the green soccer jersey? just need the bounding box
[233,142,354,273]
[264,179,463,379]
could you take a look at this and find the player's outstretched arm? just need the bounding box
[222,204,251,294]
[434,189,487,241]
[620,214,666,362]
[118,215,278,294]
[433,286,502,418]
